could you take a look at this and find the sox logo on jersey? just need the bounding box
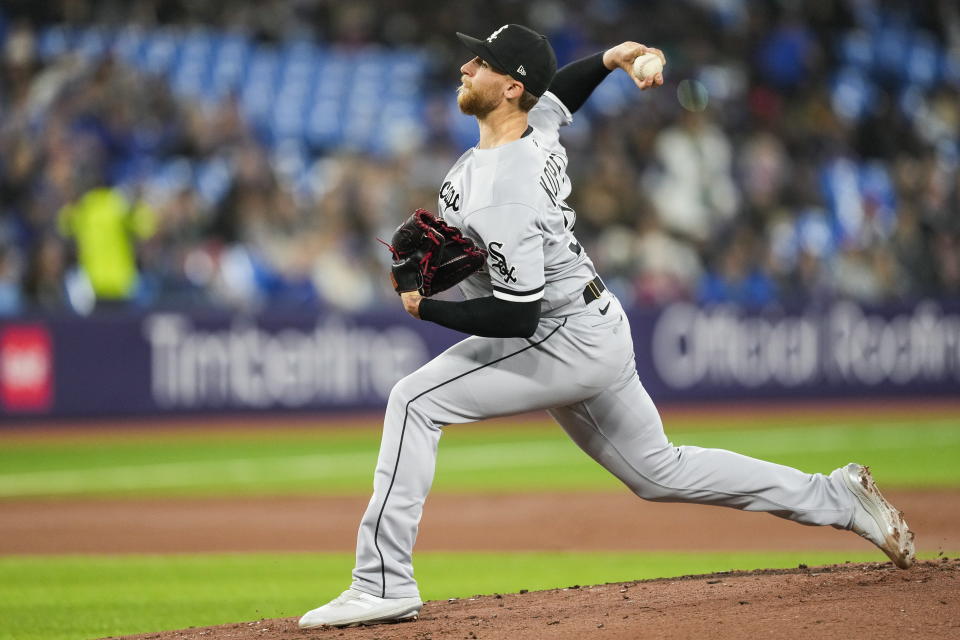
[487,242,517,282]
[439,181,461,212]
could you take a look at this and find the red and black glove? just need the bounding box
[382,209,488,296]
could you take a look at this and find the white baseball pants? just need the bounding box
[350,293,856,598]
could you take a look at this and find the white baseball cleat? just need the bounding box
[841,463,915,569]
[298,588,422,629]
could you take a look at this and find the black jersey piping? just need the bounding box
[372,317,567,597]
[492,283,545,296]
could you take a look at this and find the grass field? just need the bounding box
[0,549,936,640]
[1,413,958,498]
[2,407,958,639]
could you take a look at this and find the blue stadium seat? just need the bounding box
[794,208,835,258]
[831,67,875,122]
[307,99,344,148]
[169,28,213,100]
[447,99,479,150]
[271,99,307,139]
[859,160,896,236]
[37,25,73,59]
[588,71,632,117]
[838,30,873,70]
[944,48,960,87]
[31,24,428,153]
[153,158,194,195]
[240,48,280,122]
[142,28,180,76]
[194,157,233,206]
[211,34,251,91]
[818,157,897,246]
[906,31,939,87]
[75,26,110,60]
[872,23,910,78]
[111,25,145,65]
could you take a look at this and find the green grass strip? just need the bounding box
[2,550,953,640]
[0,416,957,498]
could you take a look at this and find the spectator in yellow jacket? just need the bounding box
[58,185,156,310]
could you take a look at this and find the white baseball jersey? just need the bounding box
[437,92,596,313]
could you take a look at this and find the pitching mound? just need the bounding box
[113,560,958,640]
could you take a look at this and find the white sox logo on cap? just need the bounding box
[456,24,557,97]
[486,25,508,42]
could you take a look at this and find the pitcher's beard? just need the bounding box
[457,84,498,117]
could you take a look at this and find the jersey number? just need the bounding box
[562,209,581,256]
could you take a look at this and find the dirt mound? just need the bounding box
[111,560,959,640]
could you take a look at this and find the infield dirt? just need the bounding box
[4,490,960,554]
[109,560,959,640]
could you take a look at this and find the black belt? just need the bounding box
[582,276,605,305]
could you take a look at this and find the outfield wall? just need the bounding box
[1,301,959,420]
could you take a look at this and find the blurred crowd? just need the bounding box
[0,0,958,316]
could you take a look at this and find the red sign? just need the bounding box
[0,326,53,412]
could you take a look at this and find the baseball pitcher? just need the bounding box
[299,24,915,629]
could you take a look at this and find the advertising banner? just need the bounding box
[1,300,958,421]
[635,300,960,402]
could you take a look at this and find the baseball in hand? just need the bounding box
[632,52,663,81]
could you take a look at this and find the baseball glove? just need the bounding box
[381,208,488,296]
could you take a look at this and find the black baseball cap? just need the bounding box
[456,24,557,98]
